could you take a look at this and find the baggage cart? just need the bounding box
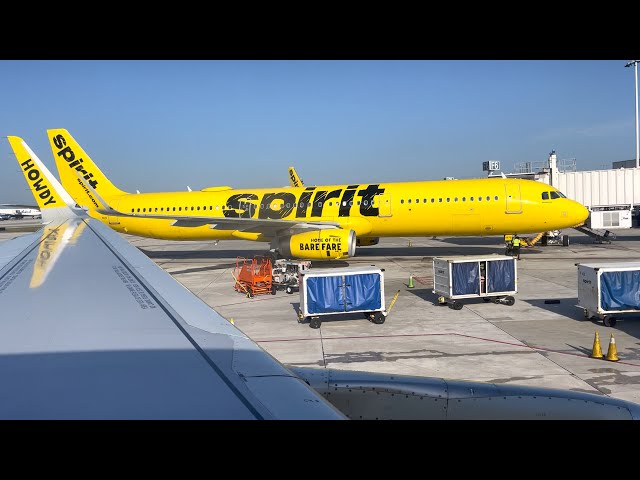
[298,266,386,329]
[577,261,640,327]
[432,254,517,310]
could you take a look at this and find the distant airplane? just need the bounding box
[2,134,639,419]
[43,128,588,262]
[0,204,41,219]
[288,166,305,188]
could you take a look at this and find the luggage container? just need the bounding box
[432,254,517,310]
[577,261,640,327]
[298,266,386,329]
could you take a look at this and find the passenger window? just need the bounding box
[542,192,549,200]
[408,199,411,204]
[454,198,458,202]
[486,196,490,201]
[478,196,482,201]
[197,206,200,210]
[470,197,474,201]
[446,198,450,202]
[401,199,404,204]
[494,196,498,200]
[439,198,442,203]
[131,208,134,213]
[143,208,146,212]
[349,201,353,206]
[462,197,466,201]
[173,207,176,211]
[416,199,419,204]
[431,198,435,203]
[179,207,182,211]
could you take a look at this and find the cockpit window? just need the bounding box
[550,191,561,199]
[542,192,549,200]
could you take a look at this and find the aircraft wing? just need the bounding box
[0,135,345,420]
[116,212,341,236]
[0,215,345,419]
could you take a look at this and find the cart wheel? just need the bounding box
[286,286,293,294]
[503,296,515,306]
[246,287,253,298]
[309,317,321,329]
[603,315,617,328]
[371,312,385,324]
[449,301,463,310]
[271,284,277,295]
[297,315,304,324]
[482,297,491,302]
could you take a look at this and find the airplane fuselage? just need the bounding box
[94,178,588,241]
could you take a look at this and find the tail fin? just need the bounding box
[288,166,305,187]
[47,128,128,210]
[7,136,78,222]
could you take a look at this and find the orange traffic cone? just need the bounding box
[605,333,619,362]
[590,331,604,359]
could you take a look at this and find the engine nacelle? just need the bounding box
[356,236,379,247]
[278,229,356,260]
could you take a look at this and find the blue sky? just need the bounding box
[0,60,636,205]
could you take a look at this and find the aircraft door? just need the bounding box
[377,193,392,217]
[108,200,120,225]
[504,185,522,213]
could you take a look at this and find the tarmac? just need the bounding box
[3,224,640,404]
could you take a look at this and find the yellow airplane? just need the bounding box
[288,166,305,188]
[38,128,588,260]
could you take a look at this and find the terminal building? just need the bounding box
[487,152,640,232]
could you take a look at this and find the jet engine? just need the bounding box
[277,229,356,260]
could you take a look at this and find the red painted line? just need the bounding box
[255,332,640,367]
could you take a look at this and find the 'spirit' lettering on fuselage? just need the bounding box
[223,184,385,219]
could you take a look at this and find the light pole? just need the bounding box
[626,60,639,168]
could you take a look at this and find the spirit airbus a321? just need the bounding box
[23,129,589,260]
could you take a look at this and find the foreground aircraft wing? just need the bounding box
[0,136,345,419]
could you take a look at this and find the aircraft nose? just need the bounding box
[569,201,589,227]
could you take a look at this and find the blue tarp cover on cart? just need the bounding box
[306,273,382,314]
[600,270,640,311]
[451,259,515,296]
